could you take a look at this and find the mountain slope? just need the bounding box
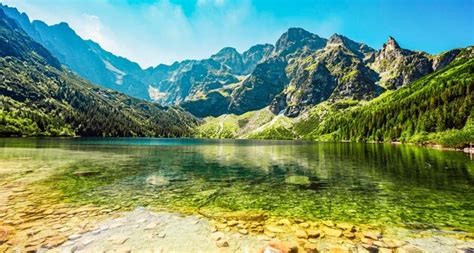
[302,50,474,147]
[196,50,474,148]
[0,10,197,137]
[0,4,150,100]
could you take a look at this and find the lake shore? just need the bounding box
[2,205,473,253]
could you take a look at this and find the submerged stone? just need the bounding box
[145,175,170,187]
[284,176,311,186]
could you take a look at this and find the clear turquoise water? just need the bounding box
[1,138,473,231]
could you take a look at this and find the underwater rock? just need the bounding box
[265,225,286,233]
[303,242,318,253]
[307,229,320,238]
[0,226,14,243]
[238,229,249,235]
[145,175,171,187]
[216,238,229,247]
[363,231,382,240]
[73,171,100,177]
[227,220,239,227]
[323,227,342,237]
[259,242,298,253]
[284,176,311,186]
[295,229,308,239]
[397,245,424,253]
[277,219,291,226]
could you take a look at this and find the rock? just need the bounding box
[156,232,166,238]
[295,229,308,239]
[0,226,14,243]
[216,238,229,247]
[397,245,424,253]
[26,237,46,247]
[115,247,132,253]
[328,246,351,253]
[363,231,381,240]
[322,221,335,227]
[373,240,386,247]
[304,243,318,253]
[259,242,298,253]
[44,235,68,248]
[323,228,342,237]
[277,219,292,226]
[239,229,249,235]
[109,236,129,245]
[145,175,170,187]
[264,231,276,238]
[378,248,393,253]
[361,237,374,245]
[381,238,405,248]
[299,222,310,228]
[343,231,355,239]
[145,222,159,230]
[285,176,311,186]
[227,220,239,227]
[73,171,100,177]
[307,229,320,238]
[265,225,286,233]
[211,232,225,241]
[43,209,55,215]
[216,223,228,229]
[336,223,355,232]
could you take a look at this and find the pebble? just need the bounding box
[323,227,342,238]
[227,220,239,227]
[397,245,424,253]
[216,223,227,229]
[363,231,381,240]
[343,231,355,239]
[299,222,310,228]
[145,222,158,230]
[109,236,129,245]
[156,232,166,238]
[277,219,291,226]
[216,238,229,248]
[307,229,320,238]
[44,235,68,248]
[260,242,298,253]
[328,246,351,253]
[304,243,318,253]
[211,232,225,241]
[0,226,14,243]
[295,229,308,239]
[265,225,286,233]
[238,229,249,235]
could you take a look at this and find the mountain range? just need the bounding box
[0,4,465,118]
[0,4,472,148]
[0,9,196,137]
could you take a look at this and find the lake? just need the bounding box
[0,138,473,251]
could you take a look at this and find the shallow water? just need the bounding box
[1,138,473,233]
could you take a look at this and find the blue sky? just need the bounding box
[3,0,473,67]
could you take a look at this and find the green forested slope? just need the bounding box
[299,55,473,147]
[0,10,197,137]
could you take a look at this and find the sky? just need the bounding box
[2,0,473,68]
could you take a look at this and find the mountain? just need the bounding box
[0,4,150,100]
[196,48,474,148]
[1,4,468,121]
[184,29,465,118]
[0,10,197,137]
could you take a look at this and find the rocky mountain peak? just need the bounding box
[384,36,401,51]
[275,27,327,56]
